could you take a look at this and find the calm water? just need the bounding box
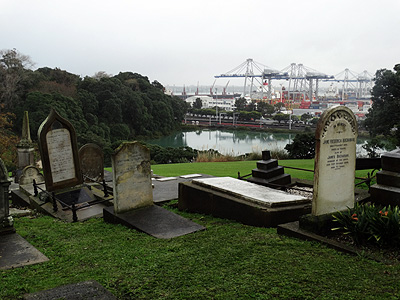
[147,129,372,157]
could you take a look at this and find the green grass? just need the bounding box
[2,160,382,299]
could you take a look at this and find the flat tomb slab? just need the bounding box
[179,179,311,227]
[0,233,49,270]
[192,177,308,208]
[24,280,116,300]
[103,205,205,239]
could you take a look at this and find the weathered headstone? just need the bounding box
[37,109,82,192]
[112,142,153,213]
[312,106,358,215]
[0,158,13,234]
[19,165,45,186]
[79,143,104,183]
[15,111,35,183]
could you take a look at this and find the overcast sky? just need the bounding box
[2,0,400,88]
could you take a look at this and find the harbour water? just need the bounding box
[147,129,373,157]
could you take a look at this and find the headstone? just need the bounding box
[37,109,82,192]
[0,158,13,234]
[112,142,153,213]
[312,106,357,216]
[19,165,45,186]
[79,143,104,183]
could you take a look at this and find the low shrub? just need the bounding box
[333,203,400,246]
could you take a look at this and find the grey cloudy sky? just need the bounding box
[2,0,399,87]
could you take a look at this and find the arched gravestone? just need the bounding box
[37,109,83,192]
[79,143,104,183]
[19,165,45,186]
[312,106,358,216]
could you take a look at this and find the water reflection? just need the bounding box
[147,129,373,156]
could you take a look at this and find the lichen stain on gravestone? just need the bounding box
[112,142,153,214]
[313,106,358,216]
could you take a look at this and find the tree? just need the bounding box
[193,98,203,109]
[272,113,289,124]
[274,102,285,112]
[365,64,400,145]
[301,113,313,123]
[257,101,274,115]
[0,49,35,110]
[284,133,315,159]
[0,105,18,171]
[234,97,247,111]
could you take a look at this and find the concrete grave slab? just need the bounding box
[152,174,214,204]
[179,177,311,227]
[24,280,116,300]
[103,205,205,239]
[0,233,49,270]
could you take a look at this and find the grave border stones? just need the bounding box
[37,109,83,192]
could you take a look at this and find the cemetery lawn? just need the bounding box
[2,160,382,299]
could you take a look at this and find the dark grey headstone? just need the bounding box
[103,205,205,239]
[0,233,48,270]
[24,280,116,300]
[79,143,104,183]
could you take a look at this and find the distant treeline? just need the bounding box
[0,49,189,166]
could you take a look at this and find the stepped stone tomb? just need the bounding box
[247,150,291,187]
[370,149,400,207]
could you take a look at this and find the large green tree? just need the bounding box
[365,64,400,144]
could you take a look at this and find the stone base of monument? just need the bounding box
[23,280,116,300]
[0,233,49,270]
[369,149,400,207]
[178,177,311,227]
[103,205,205,239]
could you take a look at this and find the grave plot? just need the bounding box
[0,158,49,270]
[103,142,205,238]
[25,109,112,222]
[278,106,361,246]
[179,177,310,227]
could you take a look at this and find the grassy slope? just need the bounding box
[2,160,387,299]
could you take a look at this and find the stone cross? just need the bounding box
[112,142,153,214]
[37,109,83,192]
[312,106,358,216]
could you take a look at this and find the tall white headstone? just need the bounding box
[112,142,153,214]
[312,106,358,216]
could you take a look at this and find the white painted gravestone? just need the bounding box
[37,109,83,192]
[112,142,153,213]
[312,106,358,216]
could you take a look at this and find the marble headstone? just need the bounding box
[312,106,357,216]
[37,109,83,192]
[19,165,45,186]
[112,142,153,214]
[79,143,104,183]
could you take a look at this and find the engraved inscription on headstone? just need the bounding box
[112,142,153,214]
[312,106,357,216]
[37,109,82,192]
[79,143,104,182]
[47,128,75,183]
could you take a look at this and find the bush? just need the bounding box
[284,133,315,159]
[333,203,400,246]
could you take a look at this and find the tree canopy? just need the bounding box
[0,49,188,167]
[365,64,400,145]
